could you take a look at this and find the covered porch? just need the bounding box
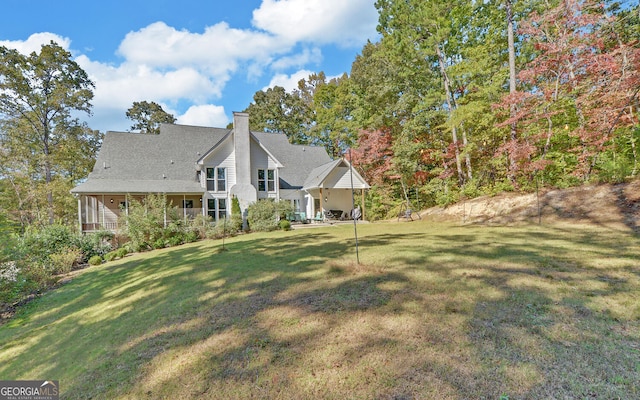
[302,158,370,222]
[75,193,205,233]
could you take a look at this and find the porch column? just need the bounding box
[101,194,106,230]
[77,196,83,233]
[183,194,187,221]
[361,190,366,221]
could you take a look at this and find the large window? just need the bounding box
[258,169,275,192]
[207,198,227,220]
[206,167,226,192]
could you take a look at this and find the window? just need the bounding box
[207,198,227,221]
[206,168,215,191]
[258,169,275,192]
[206,167,226,192]
[183,200,193,209]
[217,167,226,192]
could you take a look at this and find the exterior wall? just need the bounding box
[250,139,280,201]
[201,137,236,189]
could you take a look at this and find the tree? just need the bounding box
[126,101,176,134]
[0,41,95,225]
[243,86,311,144]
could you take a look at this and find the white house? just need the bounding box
[71,112,370,232]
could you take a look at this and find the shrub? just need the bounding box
[189,214,214,239]
[184,230,199,243]
[115,247,128,258]
[104,251,118,262]
[75,231,112,263]
[88,255,103,266]
[279,219,291,231]
[167,235,183,247]
[247,199,293,232]
[120,194,168,252]
[49,248,81,274]
[152,238,166,250]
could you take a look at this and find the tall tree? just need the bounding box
[243,86,311,144]
[126,100,176,134]
[0,41,95,225]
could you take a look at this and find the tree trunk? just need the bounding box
[506,0,518,179]
[435,43,464,186]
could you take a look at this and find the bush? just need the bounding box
[120,194,167,252]
[279,219,291,231]
[115,247,128,258]
[49,248,81,274]
[88,255,103,266]
[104,251,118,262]
[247,200,293,232]
[189,214,214,239]
[75,231,113,263]
[183,230,199,243]
[152,238,166,249]
[167,235,183,247]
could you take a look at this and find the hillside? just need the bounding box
[421,180,640,232]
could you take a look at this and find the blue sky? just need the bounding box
[1,0,379,132]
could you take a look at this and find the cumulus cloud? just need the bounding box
[252,0,378,46]
[264,69,315,92]
[0,32,71,54]
[2,1,378,132]
[177,104,229,127]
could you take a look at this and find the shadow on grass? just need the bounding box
[0,223,638,399]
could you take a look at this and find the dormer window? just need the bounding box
[206,167,226,192]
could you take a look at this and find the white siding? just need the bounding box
[201,136,236,189]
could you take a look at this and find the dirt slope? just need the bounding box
[420,180,640,232]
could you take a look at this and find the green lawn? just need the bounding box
[1,221,639,399]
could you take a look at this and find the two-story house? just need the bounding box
[71,112,369,232]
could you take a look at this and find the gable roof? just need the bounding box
[303,158,370,190]
[72,123,333,194]
[253,132,332,189]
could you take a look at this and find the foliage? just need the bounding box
[244,86,311,144]
[125,100,176,134]
[279,219,291,231]
[75,230,113,263]
[247,200,293,232]
[230,196,243,232]
[120,194,168,252]
[49,248,81,275]
[88,255,103,266]
[0,41,96,227]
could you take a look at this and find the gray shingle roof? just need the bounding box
[252,132,332,189]
[72,123,334,194]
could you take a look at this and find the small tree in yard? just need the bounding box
[120,194,168,251]
[247,200,293,232]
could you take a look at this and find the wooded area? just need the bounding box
[245,0,639,219]
[1,0,639,228]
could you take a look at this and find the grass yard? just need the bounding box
[0,220,639,399]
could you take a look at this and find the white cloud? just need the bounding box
[117,21,286,75]
[177,104,229,127]
[252,0,378,46]
[264,69,315,92]
[2,1,378,132]
[270,47,322,70]
[0,32,71,54]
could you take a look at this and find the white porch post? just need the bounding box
[77,196,83,233]
[101,194,106,230]
[183,194,187,220]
